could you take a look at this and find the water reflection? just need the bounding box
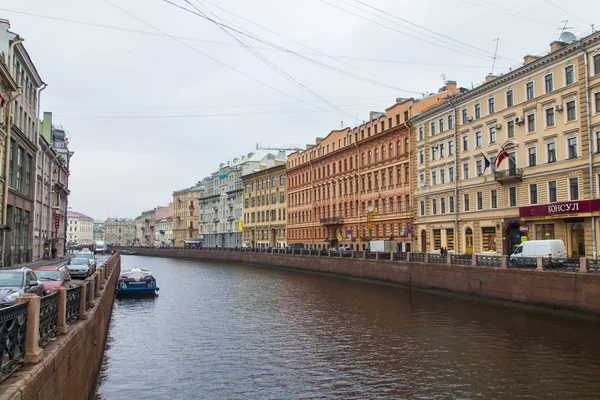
[97,255,600,399]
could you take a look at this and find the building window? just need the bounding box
[463,194,470,211]
[489,126,496,144]
[507,120,515,138]
[488,97,495,114]
[482,227,497,252]
[419,127,424,141]
[506,89,514,107]
[509,187,517,207]
[432,199,437,215]
[549,181,557,202]
[462,109,468,123]
[449,196,455,213]
[565,65,574,85]
[570,177,579,200]
[25,154,31,196]
[596,92,600,114]
[449,167,454,182]
[441,198,446,214]
[545,107,555,127]
[529,184,538,204]
[544,74,554,93]
[595,55,600,75]
[526,81,534,100]
[446,228,455,251]
[536,224,555,240]
[431,171,437,185]
[547,142,556,163]
[419,174,424,187]
[475,131,482,148]
[440,169,445,184]
[449,140,454,155]
[566,100,576,121]
[462,135,469,151]
[491,190,498,209]
[16,147,22,191]
[440,143,445,158]
[476,159,483,176]
[439,118,444,132]
[420,201,425,216]
[433,229,441,250]
[419,150,424,164]
[463,163,469,179]
[597,131,600,153]
[477,192,483,210]
[448,114,453,129]
[528,146,537,166]
[475,103,481,119]
[568,137,578,158]
[431,121,436,136]
[431,147,437,160]
[527,113,535,133]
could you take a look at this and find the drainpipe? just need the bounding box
[579,41,596,258]
[33,83,47,260]
[2,37,24,267]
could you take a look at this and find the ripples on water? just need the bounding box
[96,256,600,399]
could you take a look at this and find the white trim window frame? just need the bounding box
[526,111,536,134]
[544,72,554,94]
[566,135,578,159]
[564,63,575,86]
[565,98,577,122]
[569,176,580,201]
[526,80,535,101]
[506,88,514,108]
[545,106,555,128]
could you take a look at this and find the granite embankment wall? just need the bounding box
[1,254,120,400]
[124,248,600,316]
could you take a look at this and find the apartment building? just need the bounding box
[173,184,202,246]
[412,31,600,257]
[199,149,288,248]
[67,211,93,245]
[286,84,462,250]
[241,163,287,248]
[104,218,135,245]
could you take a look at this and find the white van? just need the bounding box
[510,240,567,260]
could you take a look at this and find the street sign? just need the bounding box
[367,212,373,229]
[520,225,529,233]
[54,211,60,230]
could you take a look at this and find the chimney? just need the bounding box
[550,40,566,53]
[485,74,498,83]
[523,55,540,65]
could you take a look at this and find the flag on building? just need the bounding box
[480,151,491,173]
[238,221,243,232]
[495,148,510,169]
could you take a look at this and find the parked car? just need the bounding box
[67,257,92,278]
[510,240,567,260]
[33,265,72,295]
[74,251,97,271]
[0,268,45,307]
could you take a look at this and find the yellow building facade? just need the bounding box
[241,163,287,248]
[412,31,600,257]
[172,184,202,246]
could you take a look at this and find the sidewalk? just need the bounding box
[0,255,73,270]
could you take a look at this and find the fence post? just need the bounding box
[98,267,105,290]
[78,283,88,320]
[339,250,343,258]
[16,294,43,363]
[501,255,508,269]
[87,276,96,308]
[425,253,430,263]
[95,272,102,297]
[55,287,68,334]
[471,254,477,266]
[536,256,544,271]
[407,252,412,262]
[363,251,368,259]
[375,252,380,260]
[391,252,395,261]
[580,257,587,273]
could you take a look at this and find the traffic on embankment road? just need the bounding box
[111,246,600,316]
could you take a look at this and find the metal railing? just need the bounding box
[355,251,364,259]
[430,254,447,264]
[394,252,408,261]
[452,254,472,265]
[379,252,391,260]
[477,255,502,268]
[85,280,92,310]
[38,291,59,347]
[366,251,376,260]
[543,258,580,272]
[411,253,426,263]
[0,303,27,384]
[66,286,81,324]
[508,257,537,269]
[341,250,353,258]
[588,259,600,273]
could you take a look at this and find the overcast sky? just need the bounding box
[2,0,598,220]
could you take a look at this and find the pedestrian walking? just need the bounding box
[51,247,57,259]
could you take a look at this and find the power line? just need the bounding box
[193,0,420,93]
[319,0,511,64]
[349,0,517,63]
[459,0,557,27]
[101,0,349,119]
[0,8,492,69]
[543,0,593,29]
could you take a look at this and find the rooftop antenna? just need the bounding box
[440,73,446,84]
[558,20,573,39]
[341,121,343,128]
[491,38,499,75]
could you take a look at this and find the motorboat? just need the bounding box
[116,268,159,296]
[120,250,138,256]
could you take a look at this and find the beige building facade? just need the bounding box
[173,184,202,246]
[104,218,135,245]
[412,31,600,257]
[242,163,287,248]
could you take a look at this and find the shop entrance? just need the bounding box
[506,223,522,255]
[571,223,585,257]
[465,228,473,255]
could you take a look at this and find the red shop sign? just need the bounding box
[519,199,600,218]
[55,212,60,229]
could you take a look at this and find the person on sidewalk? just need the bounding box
[51,247,57,259]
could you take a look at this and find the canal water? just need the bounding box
[96,256,600,399]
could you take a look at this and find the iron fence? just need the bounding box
[366,251,376,260]
[66,286,81,324]
[508,257,537,269]
[430,254,447,264]
[39,291,59,347]
[477,255,502,268]
[393,252,408,261]
[85,280,91,309]
[588,259,600,273]
[412,253,426,263]
[355,251,364,259]
[379,252,391,260]
[452,254,472,265]
[301,249,310,256]
[0,303,27,384]
[342,250,353,258]
[310,249,319,256]
[543,258,580,272]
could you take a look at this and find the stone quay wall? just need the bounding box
[121,248,600,316]
[1,253,121,400]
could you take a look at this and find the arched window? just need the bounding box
[272,177,276,187]
[280,175,285,186]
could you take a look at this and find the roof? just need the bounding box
[67,211,94,221]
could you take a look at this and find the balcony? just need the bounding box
[320,217,344,225]
[494,168,523,183]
